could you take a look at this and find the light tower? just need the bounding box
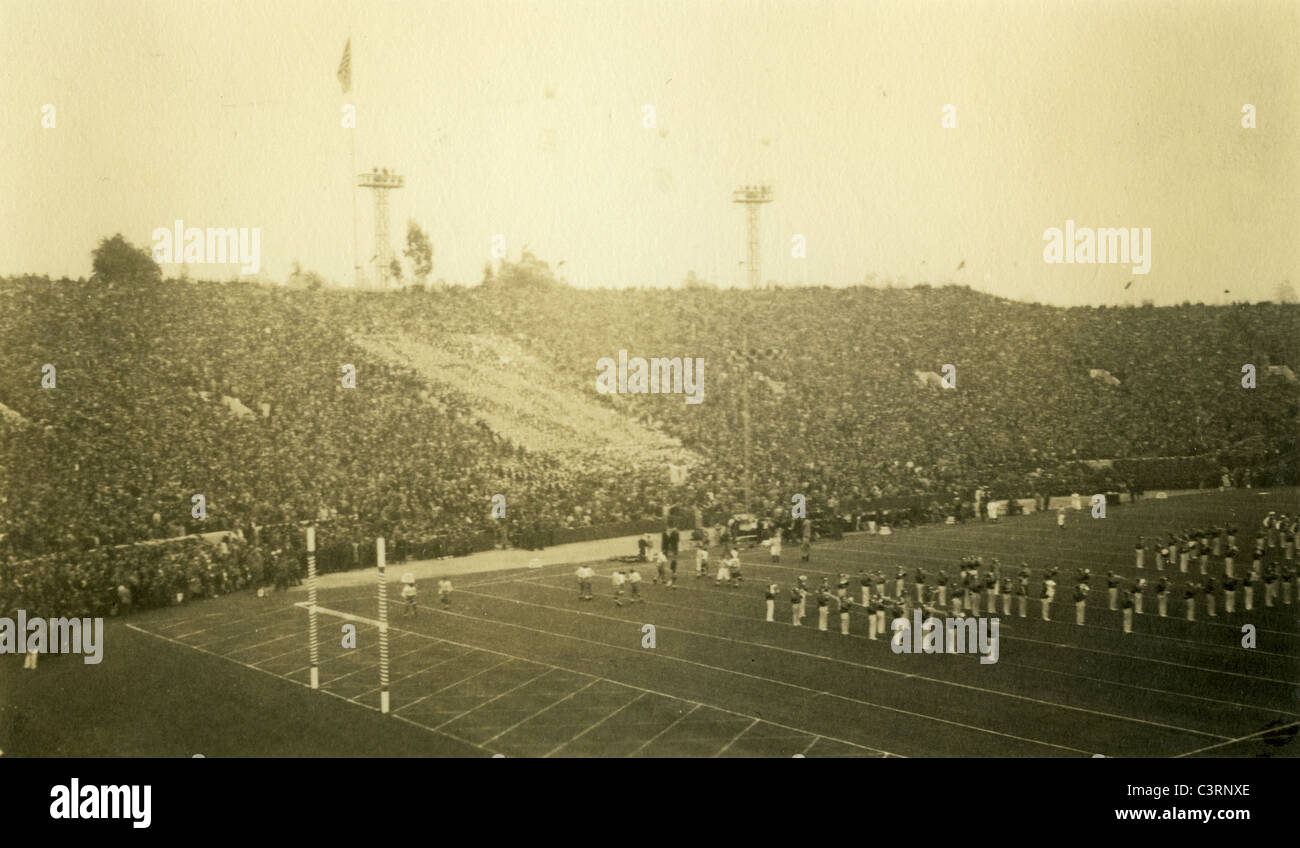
[732,184,773,289]
[357,167,404,288]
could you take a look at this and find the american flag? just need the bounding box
[337,38,351,93]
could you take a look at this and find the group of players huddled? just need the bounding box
[586,511,1298,635]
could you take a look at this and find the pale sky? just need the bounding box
[2,0,1297,305]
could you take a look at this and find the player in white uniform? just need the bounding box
[400,574,417,616]
[695,546,709,579]
[612,570,627,606]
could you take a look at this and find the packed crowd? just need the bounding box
[1,262,1296,618]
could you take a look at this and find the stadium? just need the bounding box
[1,265,1297,758]
[2,1,1298,765]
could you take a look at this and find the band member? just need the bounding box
[791,584,804,626]
[1243,571,1255,611]
[837,573,850,602]
[868,597,880,639]
[859,569,871,606]
[935,570,948,607]
[401,575,417,616]
[765,583,778,622]
[1135,537,1145,569]
[817,586,832,632]
[769,531,782,563]
[875,595,887,635]
[1223,575,1237,614]
[1282,561,1295,605]
[839,595,853,635]
[894,566,906,599]
[1040,581,1052,621]
[1122,593,1134,633]
[668,557,677,588]
[715,556,731,587]
[1129,579,1144,615]
[914,567,927,603]
[1182,581,1197,621]
[1224,545,1236,578]
[695,545,709,578]
[1074,583,1088,625]
[1198,542,1209,575]
[1263,563,1278,607]
[1107,571,1121,611]
[1204,575,1217,617]
[1156,576,1169,617]
[1001,577,1013,615]
[874,570,886,602]
[1015,579,1027,618]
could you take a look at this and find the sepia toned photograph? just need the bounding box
[1,0,1297,779]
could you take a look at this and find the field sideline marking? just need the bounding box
[625,703,702,757]
[713,718,760,758]
[544,692,646,758]
[519,573,1300,717]
[481,678,602,747]
[430,667,556,732]
[1172,720,1300,758]
[298,602,899,757]
[394,658,517,714]
[124,623,494,754]
[458,584,1228,741]
[393,599,1096,754]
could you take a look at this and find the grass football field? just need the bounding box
[3,488,1297,757]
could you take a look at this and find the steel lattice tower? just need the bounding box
[357,168,404,288]
[732,185,773,289]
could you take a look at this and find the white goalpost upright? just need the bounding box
[377,536,391,714]
[307,525,320,690]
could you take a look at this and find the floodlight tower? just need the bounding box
[357,168,404,288]
[732,184,773,289]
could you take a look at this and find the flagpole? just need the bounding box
[349,31,360,288]
[351,111,359,288]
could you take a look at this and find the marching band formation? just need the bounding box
[585,512,1298,636]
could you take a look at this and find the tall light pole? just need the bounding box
[357,168,404,288]
[732,185,773,289]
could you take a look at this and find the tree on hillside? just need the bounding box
[92,233,161,283]
[403,220,433,285]
[490,250,563,291]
